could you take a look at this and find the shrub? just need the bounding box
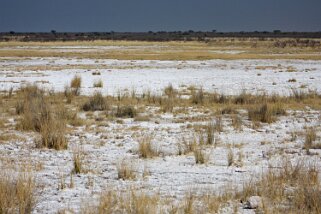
[288,78,297,82]
[82,92,108,111]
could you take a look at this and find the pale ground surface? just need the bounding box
[0,53,321,213]
[1,57,321,95]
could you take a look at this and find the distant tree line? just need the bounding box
[1,31,321,42]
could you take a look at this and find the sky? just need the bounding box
[0,0,321,32]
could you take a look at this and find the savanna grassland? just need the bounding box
[0,38,321,213]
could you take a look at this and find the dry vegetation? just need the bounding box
[0,170,36,214]
[0,80,320,213]
[1,38,321,60]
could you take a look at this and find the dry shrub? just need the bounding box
[0,171,36,214]
[138,136,158,158]
[70,75,81,96]
[115,105,136,118]
[116,160,136,180]
[82,92,108,111]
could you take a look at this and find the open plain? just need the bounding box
[0,39,321,213]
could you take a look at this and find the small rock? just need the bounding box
[244,196,262,209]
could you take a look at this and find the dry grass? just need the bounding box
[227,149,234,166]
[191,88,204,105]
[15,85,68,150]
[0,170,36,214]
[70,75,82,96]
[178,137,197,155]
[194,146,208,164]
[138,136,158,159]
[304,128,317,151]
[231,114,243,131]
[205,122,215,145]
[237,160,321,213]
[82,92,108,111]
[36,118,67,150]
[248,103,286,123]
[94,189,159,214]
[93,80,103,88]
[115,105,136,118]
[1,39,321,60]
[73,148,85,174]
[116,160,136,180]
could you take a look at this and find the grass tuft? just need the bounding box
[82,92,108,111]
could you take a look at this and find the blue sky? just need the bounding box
[1,0,320,32]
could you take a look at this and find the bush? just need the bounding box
[82,92,108,111]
